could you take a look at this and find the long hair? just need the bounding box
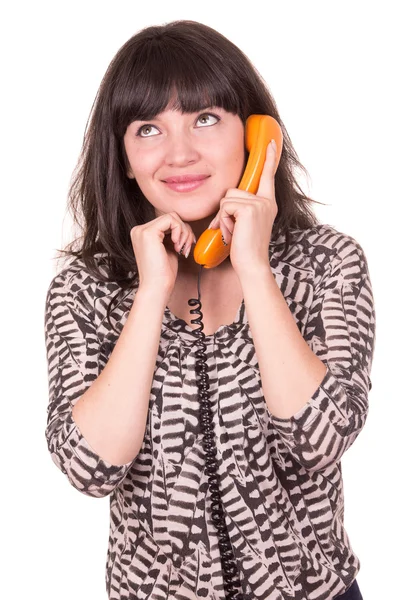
[57,20,322,319]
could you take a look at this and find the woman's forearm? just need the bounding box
[72,286,169,466]
[240,265,327,419]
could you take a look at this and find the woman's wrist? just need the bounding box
[136,284,172,308]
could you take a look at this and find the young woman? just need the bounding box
[44,20,374,600]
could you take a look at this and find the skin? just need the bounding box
[123,104,246,276]
[124,104,329,423]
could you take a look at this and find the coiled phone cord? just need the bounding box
[188,264,245,600]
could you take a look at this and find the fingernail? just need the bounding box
[185,246,191,258]
[178,244,185,255]
[221,235,228,246]
[271,139,277,152]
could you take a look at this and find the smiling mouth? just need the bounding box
[162,176,210,192]
[162,174,209,183]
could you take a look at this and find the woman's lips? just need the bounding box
[162,175,209,192]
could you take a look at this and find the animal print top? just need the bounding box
[44,223,376,600]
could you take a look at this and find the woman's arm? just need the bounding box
[71,286,167,465]
[45,271,169,497]
[239,235,376,473]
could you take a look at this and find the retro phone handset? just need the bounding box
[187,115,283,600]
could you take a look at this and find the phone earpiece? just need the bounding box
[193,114,283,269]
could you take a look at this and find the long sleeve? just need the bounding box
[44,266,134,498]
[266,235,376,473]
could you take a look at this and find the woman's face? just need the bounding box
[123,105,246,226]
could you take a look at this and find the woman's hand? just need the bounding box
[207,139,278,279]
[130,212,196,295]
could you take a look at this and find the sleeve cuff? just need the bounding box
[47,411,135,498]
[265,366,368,472]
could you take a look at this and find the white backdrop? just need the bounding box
[1,1,395,599]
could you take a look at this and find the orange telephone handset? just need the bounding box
[193,115,283,269]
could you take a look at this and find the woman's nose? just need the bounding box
[164,134,200,167]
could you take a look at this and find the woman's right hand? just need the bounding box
[130,212,196,295]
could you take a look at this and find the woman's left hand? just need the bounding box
[208,139,278,279]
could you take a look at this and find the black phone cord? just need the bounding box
[188,265,245,600]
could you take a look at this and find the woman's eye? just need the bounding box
[137,124,160,137]
[196,113,219,127]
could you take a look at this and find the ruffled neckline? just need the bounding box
[162,297,248,345]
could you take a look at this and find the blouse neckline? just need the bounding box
[162,297,247,344]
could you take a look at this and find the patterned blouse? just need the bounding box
[44,223,376,600]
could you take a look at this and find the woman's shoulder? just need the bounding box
[277,222,365,250]
[45,253,119,301]
[275,222,368,263]
[271,222,371,288]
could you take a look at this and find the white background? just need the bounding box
[1,1,395,598]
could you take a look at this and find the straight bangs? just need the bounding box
[111,38,245,138]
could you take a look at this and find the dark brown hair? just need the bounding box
[58,20,322,299]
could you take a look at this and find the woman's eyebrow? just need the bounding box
[132,106,220,124]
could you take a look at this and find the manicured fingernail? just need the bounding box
[185,246,191,258]
[208,217,218,229]
[221,235,228,246]
[178,244,185,255]
[271,139,277,152]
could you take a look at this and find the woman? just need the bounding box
[44,20,374,600]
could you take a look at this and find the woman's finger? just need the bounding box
[256,139,277,201]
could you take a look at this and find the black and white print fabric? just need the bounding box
[44,223,376,600]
